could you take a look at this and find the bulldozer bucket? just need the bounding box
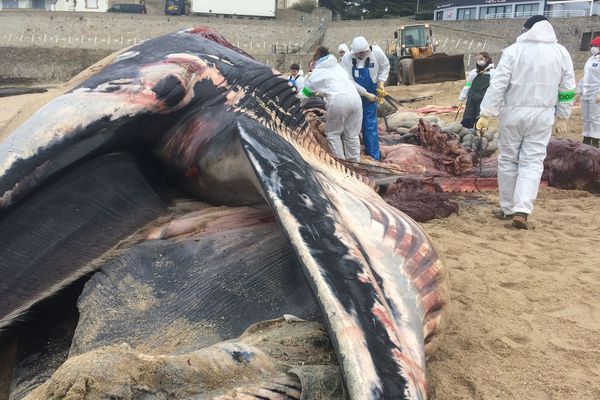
[411,54,465,84]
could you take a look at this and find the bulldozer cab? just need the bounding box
[393,24,432,57]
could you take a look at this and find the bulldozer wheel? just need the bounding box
[386,71,398,86]
[399,59,415,86]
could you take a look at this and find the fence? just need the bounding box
[0,32,295,54]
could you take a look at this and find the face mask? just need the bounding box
[592,47,600,55]
[476,60,487,66]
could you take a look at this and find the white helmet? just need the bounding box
[338,43,350,54]
[351,36,369,54]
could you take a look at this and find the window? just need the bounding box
[85,0,98,8]
[457,7,476,20]
[435,10,443,20]
[32,0,44,8]
[581,32,600,51]
[515,3,539,17]
[2,0,18,8]
[403,26,428,47]
[480,5,512,19]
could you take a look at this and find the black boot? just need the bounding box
[591,138,600,148]
[583,136,592,145]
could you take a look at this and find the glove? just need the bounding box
[364,92,378,102]
[376,81,387,97]
[475,115,490,132]
[553,117,568,135]
[596,92,600,103]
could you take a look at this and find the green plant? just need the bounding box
[291,0,317,13]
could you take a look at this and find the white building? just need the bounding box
[0,0,108,11]
[52,0,108,12]
[434,0,600,20]
[0,0,51,10]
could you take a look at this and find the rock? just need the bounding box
[447,122,463,134]
[423,115,439,123]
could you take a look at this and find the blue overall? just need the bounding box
[352,60,380,160]
[289,76,299,89]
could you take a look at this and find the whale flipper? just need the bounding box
[236,117,447,400]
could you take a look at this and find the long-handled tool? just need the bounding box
[454,101,463,121]
[473,126,485,193]
[378,96,390,133]
[385,94,432,106]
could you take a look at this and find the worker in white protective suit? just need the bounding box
[578,35,600,148]
[338,43,350,62]
[301,46,362,162]
[476,15,575,229]
[340,36,390,161]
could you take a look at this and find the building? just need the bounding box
[434,0,599,21]
[52,0,108,12]
[0,0,109,11]
[1,0,51,9]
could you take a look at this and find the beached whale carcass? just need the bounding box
[0,27,447,399]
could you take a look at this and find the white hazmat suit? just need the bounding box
[301,54,362,162]
[579,53,600,140]
[340,37,390,97]
[479,20,575,216]
[338,43,350,61]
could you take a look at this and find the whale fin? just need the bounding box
[236,117,447,400]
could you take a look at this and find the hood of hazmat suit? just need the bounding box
[351,36,369,54]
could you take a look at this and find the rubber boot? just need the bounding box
[591,138,600,148]
[583,136,592,145]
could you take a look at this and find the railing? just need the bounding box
[272,43,301,54]
[484,9,587,19]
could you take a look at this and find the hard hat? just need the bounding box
[591,36,600,48]
[351,36,369,53]
[338,43,350,53]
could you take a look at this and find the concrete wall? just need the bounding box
[0,11,319,52]
[0,46,112,81]
[435,16,599,66]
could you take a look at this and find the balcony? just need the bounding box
[484,9,587,19]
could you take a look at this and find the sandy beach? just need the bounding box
[1,77,599,399]
[386,79,600,399]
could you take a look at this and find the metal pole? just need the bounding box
[416,0,420,14]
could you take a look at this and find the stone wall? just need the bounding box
[434,16,598,66]
[0,46,113,81]
[0,11,318,53]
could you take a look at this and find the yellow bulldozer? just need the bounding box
[386,24,465,86]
